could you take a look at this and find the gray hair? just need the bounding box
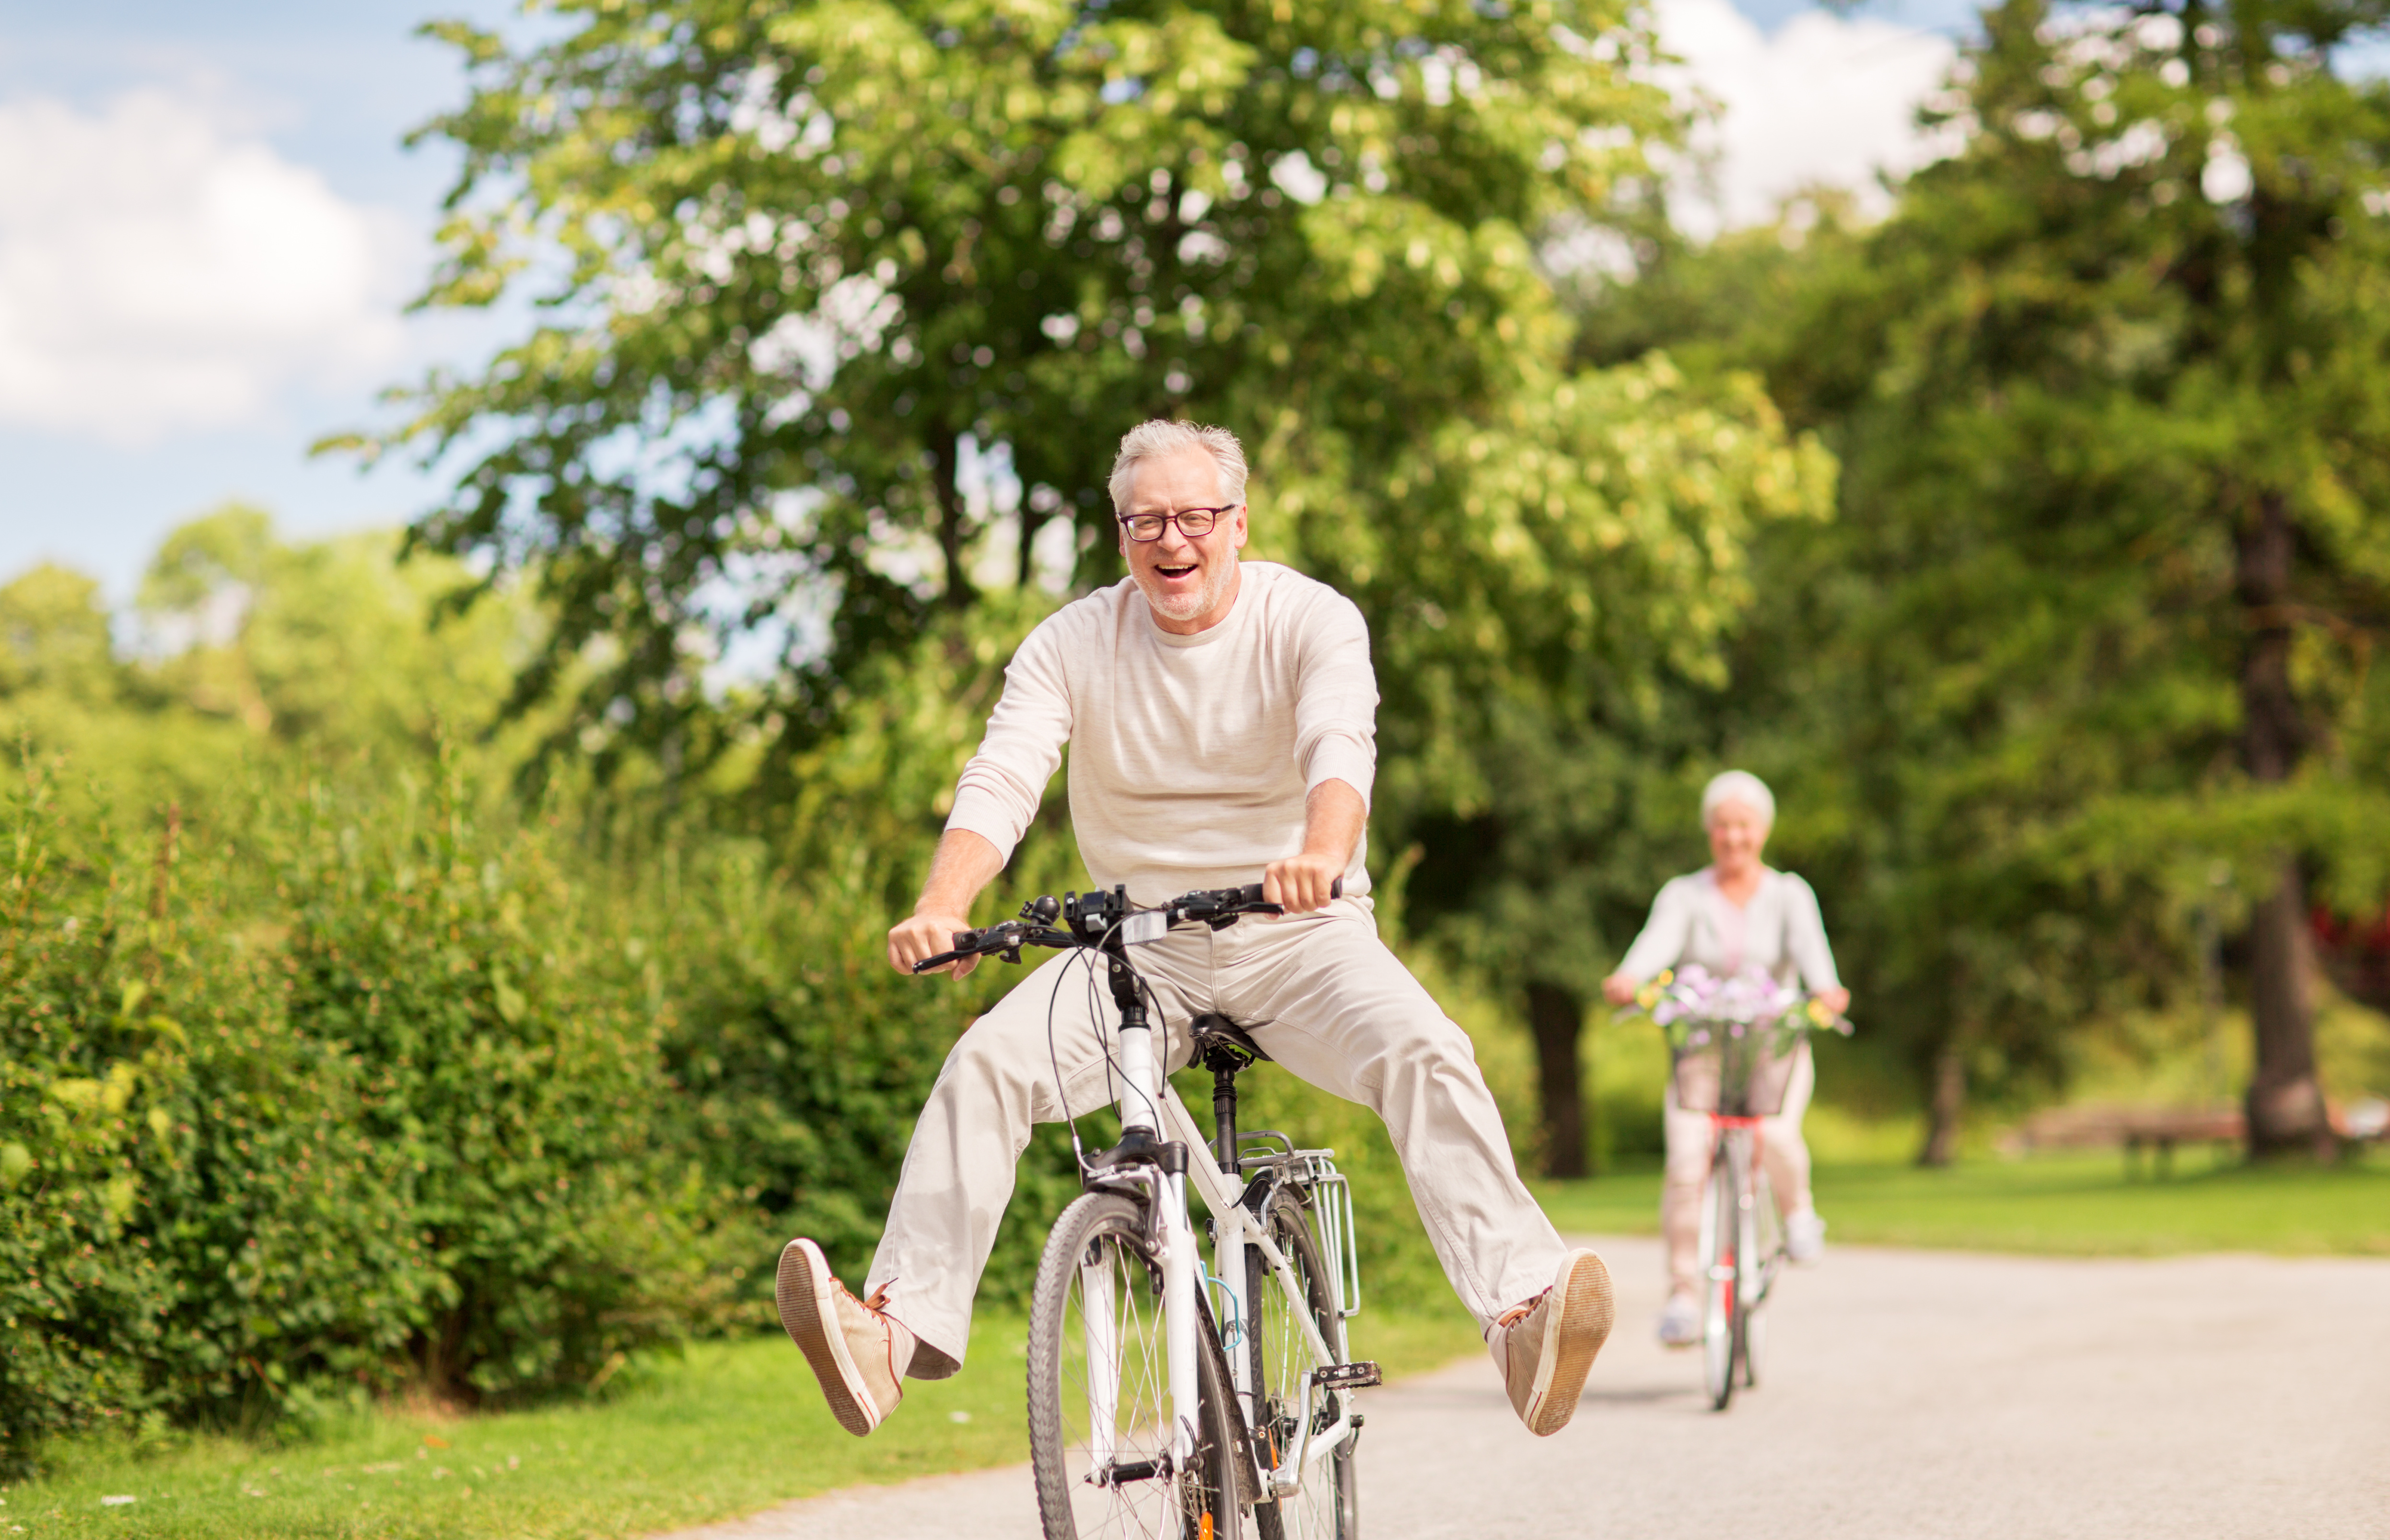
[1108,420,1249,513]
[1701,770,1776,828]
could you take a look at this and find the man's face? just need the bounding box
[1119,445,1248,631]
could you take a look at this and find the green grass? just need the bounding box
[2,1307,1483,1540]
[1536,1147,2390,1256]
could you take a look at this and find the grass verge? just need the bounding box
[3,1307,1482,1540]
[1535,1147,2390,1256]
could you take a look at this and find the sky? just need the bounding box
[0,0,1982,603]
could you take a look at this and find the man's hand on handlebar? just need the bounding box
[1264,852,1345,914]
[890,910,979,979]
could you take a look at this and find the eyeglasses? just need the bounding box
[1118,505,1238,542]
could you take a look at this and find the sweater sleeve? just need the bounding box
[1616,877,1698,981]
[1780,873,1843,993]
[943,618,1073,866]
[1291,589,1379,807]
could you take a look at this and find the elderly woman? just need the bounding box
[1601,770,1851,1348]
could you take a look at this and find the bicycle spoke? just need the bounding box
[1250,1197,1353,1540]
[1057,1246,1181,1536]
[1032,1195,1236,1540]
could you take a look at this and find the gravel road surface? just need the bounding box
[675,1235,2390,1540]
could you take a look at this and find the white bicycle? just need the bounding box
[917,883,1375,1539]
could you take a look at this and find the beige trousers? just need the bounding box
[866,898,1565,1375]
[1660,1040,1815,1298]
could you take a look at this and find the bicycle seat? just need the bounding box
[1191,1013,1271,1073]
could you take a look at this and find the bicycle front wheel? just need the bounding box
[1742,1164,1778,1391]
[1028,1192,1246,1540]
[1700,1146,1738,1412]
[1248,1190,1357,1540]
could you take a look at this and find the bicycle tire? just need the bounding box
[1742,1164,1777,1391]
[1701,1141,1738,1412]
[1731,1147,1759,1397]
[1248,1189,1358,1540]
[1028,1192,1247,1540]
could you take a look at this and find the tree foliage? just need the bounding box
[1575,0,2390,1157]
[354,0,1680,785]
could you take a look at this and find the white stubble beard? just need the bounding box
[1140,551,1238,624]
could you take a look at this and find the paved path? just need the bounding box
[677,1236,2390,1540]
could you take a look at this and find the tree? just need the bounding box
[352,0,1679,789]
[1289,356,1833,1173]
[1687,0,2390,1158]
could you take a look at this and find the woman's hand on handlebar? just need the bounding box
[1601,971,1639,1007]
[890,910,979,979]
[1263,852,1345,914]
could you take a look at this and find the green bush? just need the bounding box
[650,836,1084,1315]
[1,777,425,1472]
[268,759,738,1399]
[0,759,737,1471]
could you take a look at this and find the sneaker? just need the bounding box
[1656,1289,1701,1348]
[1785,1208,1826,1265]
[777,1238,914,1436]
[1487,1248,1615,1437]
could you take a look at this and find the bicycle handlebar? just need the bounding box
[912,877,1343,974]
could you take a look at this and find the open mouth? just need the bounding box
[1155,563,1198,581]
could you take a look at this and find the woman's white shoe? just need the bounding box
[1656,1290,1701,1348]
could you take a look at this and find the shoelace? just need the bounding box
[1494,1285,1551,1331]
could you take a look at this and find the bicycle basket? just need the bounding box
[1670,1019,1801,1118]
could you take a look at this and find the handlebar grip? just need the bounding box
[1331,876,1342,900]
[912,949,965,974]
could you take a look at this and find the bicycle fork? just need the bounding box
[1093,957,1203,1475]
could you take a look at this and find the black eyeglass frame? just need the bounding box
[1115,504,1242,542]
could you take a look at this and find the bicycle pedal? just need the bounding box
[1315,1361,1382,1390]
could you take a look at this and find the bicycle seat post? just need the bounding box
[1192,1015,1265,1176]
[1210,1055,1238,1175]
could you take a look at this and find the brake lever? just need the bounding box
[912,920,1075,973]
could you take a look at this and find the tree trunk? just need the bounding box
[1525,981,1588,1179]
[2246,857,2331,1155]
[1918,1038,1966,1167]
[2236,490,2329,1157]
[1018,507,1045,589]
[933,431,972,611]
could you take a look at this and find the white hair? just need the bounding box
[1108,420,1248,513]
[1701,770,1776,828]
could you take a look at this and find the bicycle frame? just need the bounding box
[1094,1006,1359,1502]
[918,882,1370,1519]
[1699,1115,1784,1314]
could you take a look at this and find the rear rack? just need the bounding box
[1238,1139,1362,1319]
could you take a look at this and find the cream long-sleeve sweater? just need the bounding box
[1616,868,1842,992]
[944,562,1379,907]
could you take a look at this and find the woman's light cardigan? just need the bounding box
[1616,868,1843,993]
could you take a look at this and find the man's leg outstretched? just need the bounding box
[778,946,1183,1435]
[1222,901,1615,1435]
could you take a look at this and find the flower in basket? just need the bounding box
[1622,964,1848,1049]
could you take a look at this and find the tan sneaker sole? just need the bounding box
[1525,1249,1615,1436]
[777,1239,883,1437]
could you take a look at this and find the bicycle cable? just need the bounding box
[1042,946,1100,1180]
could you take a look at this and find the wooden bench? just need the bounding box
[2000,1104,2246,1177]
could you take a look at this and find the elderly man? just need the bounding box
[776,420,1612,1440]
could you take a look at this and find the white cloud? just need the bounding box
[1655,0,1961,236]
[0,90,406,443]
